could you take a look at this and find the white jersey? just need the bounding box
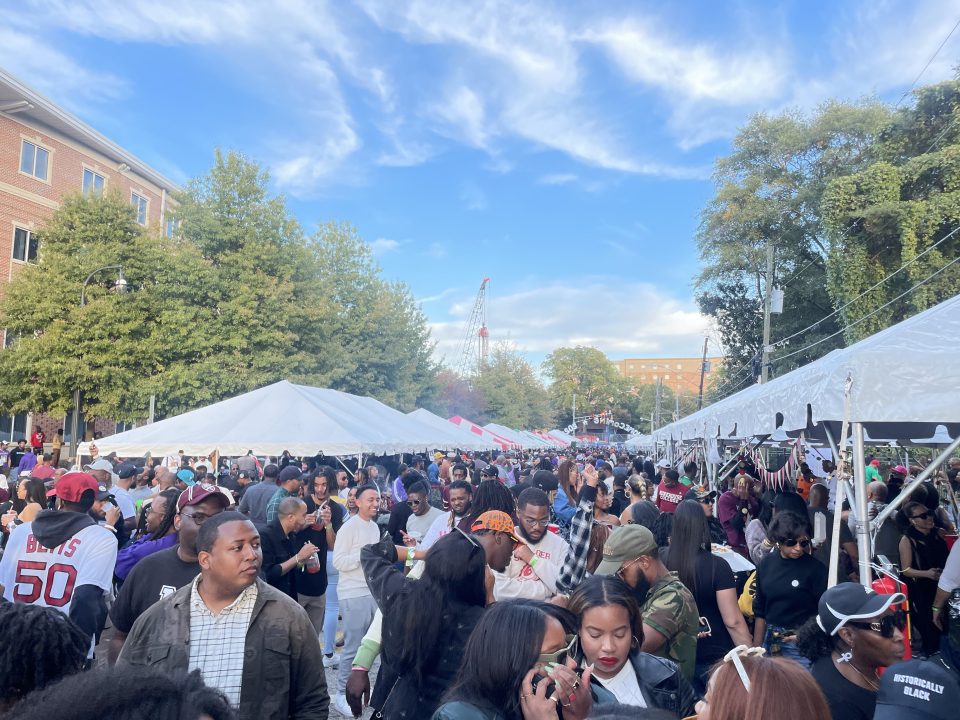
[0,521,116,623]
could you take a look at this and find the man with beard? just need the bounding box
[107,483,230,664]
[492,487,569,601]
[421,479,473,550]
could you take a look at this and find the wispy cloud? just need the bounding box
[460,182,488,211]
[369,237,400,255]
[539,173,578,185]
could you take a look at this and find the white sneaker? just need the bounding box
[322,653,340,668]
[332,694,355,717]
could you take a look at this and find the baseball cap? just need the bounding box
[594,525,658,576]
[46,471,99,502]
[84,458,116,476]
[531,470,559,492]
[892,465,908,475]
[95,485,114,501]
[480,465,499,478]
[873,659,960,720]
[471,510,523,544]
[116,463,138,480]
[655,458,671,469]
[278,465,303,483]
[434,452,443,460]
[816,582,906,636]
[177,482,231,512]
[870,459,881,467]
[176,468,196,486]
[685,485,717,503]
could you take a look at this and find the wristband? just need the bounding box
[351,666,369,673]
[405,547,416,566]
[933,607,942,613]
[528,555,539,568]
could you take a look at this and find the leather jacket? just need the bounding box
[590,650,698,717]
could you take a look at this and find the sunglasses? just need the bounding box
[616,555,645,582]
[780,538,811,548]
[848,611,907,638]
[454,526,481,550]
[910,511,933,521]
[537,634,578,666]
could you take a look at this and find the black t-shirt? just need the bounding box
[811,655,875,720]
[753,551,827,629]
[663,548,737,665]
[386,502,414,546]
[9,447,26,469]
[295,496,345,597]
[110,545,200,633]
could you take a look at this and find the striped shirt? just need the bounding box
[188,575,258,707]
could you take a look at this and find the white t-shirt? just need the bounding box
[332,515,381,600]
[421,511,458,551]
[406,506,445,543]
[110,486,137,520]
[493,529,569,601]
[0,520,117,655]
[595,661,647,707]
[939,538,960,593]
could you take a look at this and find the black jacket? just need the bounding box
[590,650,698,717]
[260,519,299,599]
[361,534,485,718]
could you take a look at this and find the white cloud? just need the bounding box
[539,173,578,185]
[429,277,713,366]
[369,237,400,255]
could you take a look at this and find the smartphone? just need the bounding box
[530,673,556,698]
[699,616,712,637]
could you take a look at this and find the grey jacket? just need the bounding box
[117,577,328,720]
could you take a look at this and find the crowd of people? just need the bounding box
[0,442,959,719]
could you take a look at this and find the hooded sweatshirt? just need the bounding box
[0,509,117,656]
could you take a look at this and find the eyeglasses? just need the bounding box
[700,498,715,505]
[181,510,213,525]
[521,516,550,528]
[537,634,578,666]
[910,511,933,521]
[454,526,481,550]
[408,498,425,506]
[723,645,766,692]
[780,538,811,548]
[848,611,907,638]
[616,555,644,582]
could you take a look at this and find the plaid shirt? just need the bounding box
[265,487,294,524]
[188,575,258,707]
[556,483,597,594]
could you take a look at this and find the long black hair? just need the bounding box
[664,500,711,595]
[19,478,48,509]
[392,530,487,686]
[149,489,181,541]
[0,603,88,712]
[464,479,515,524]
[443,600,556,720]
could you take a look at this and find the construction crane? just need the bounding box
[455,278,490,377]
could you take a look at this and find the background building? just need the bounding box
[612,356,725,397]
[0,68,178,445]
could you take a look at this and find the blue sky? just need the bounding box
[2,0,959,369]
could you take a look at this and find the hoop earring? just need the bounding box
[631,636,641,650]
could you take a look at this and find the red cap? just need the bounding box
[46,472,99,503]
[177,482,230,512]
[870,459,881,467]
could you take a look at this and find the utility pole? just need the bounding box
[654,377,662,430]
[697,336,709,409]
[761,240,774,383]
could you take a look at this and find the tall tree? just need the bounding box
[696,101,893,395]
[541,346,623,425]
[822,79,960,343]
[426,370,487,421]
[472,342,551,428]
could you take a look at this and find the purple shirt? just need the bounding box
[114,533,178,580]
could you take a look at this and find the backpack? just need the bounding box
[738,570,757,619]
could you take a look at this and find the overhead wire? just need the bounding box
[895,17,960,107]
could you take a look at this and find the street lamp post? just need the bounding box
[70,265,127,464]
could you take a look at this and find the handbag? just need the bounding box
[738,570,757,619]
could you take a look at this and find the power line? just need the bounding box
[771,222,960,349]
[773,251,960,364]
[895,17,960,107]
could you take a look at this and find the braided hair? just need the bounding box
[0,603,88,712]
[149,489,181,541]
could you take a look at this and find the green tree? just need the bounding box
[426,369,487,421]
[822,80,960,343]
[696,100,893,394]
[541,346,622,425]
[472,342,552,428]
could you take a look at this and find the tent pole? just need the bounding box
[872,433,960,531]
[851,423,873,587]
[336,455,356,480]
[827,474,846,588]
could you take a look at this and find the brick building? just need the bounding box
[612,356,725,397]
[0,68,178,446]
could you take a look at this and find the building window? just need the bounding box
[131,191,148,225]
[164,217,180,238]
[20,139,49,181]
[0,413,28,442]
[676,364,682,370]
[12,227,37,263]
[664,374,671,380]
[115,421,136,433]
[3,329,16,348]
[82,168,105,196]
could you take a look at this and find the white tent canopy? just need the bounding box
[81,381,487,458]
[406,408,500,451]
[483,423,552,449]
[651,293,960,444]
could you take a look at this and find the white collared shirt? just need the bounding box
[188,575,258,707]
